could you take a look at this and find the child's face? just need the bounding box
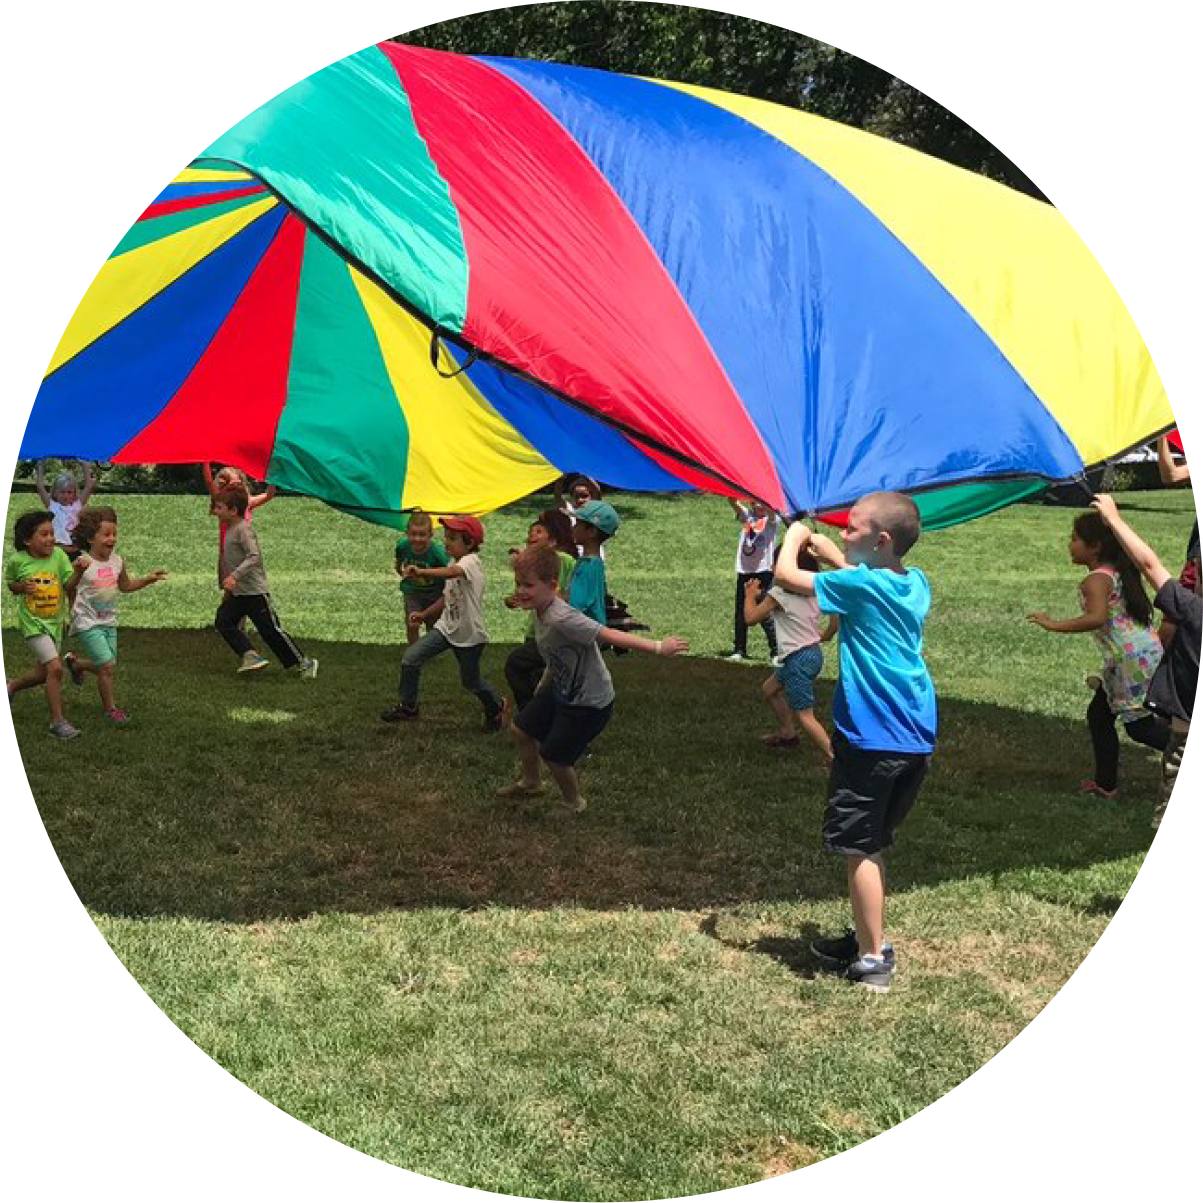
[28,521,56,558]
[841,503,884,566]
[512,569,556,610]
[408,524,432,554]
[571,485,592,507]
[572,518,599,547]
[1068,531,1094,566]
[527,523,551,548]
[213,501,238,525]
[90,521,118,556]
[54,482,78,505]
[750,501,768,519]
[443,528,472,558]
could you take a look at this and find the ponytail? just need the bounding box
[1073,512,1153,626]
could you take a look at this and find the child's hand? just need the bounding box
[395,560,405,576]
[146,569,167,584]
[1026,612,1054,630]
[657,635,689,656]
[1091,495,1119,524]
[503,593,519,609]
[74,554,92,571]
[401,564,419,580]
[407,611,424,629]
[743,577,762,596]
[14,579,38,595]
[222,574,237,592]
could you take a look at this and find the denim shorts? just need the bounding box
[775,644,823,711]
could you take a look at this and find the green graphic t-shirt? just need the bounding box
[6,547,73,640]
[395,537,451,595]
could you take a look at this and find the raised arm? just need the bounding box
[1092,495,1172,593]
[772,522,818,595]
[202,462,218,499]
[249,484,276,510]
[35,461,51,506]
[742,577,778,626]
[1157,436,1191,486]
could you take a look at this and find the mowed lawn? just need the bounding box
[4,487,1196,1198]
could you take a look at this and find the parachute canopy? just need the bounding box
[22,42,1172,528]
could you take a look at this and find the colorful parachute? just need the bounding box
[22,42,1172,528]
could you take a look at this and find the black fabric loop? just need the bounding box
[429,329,479,379]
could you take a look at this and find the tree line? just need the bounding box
[398,1,1045,199]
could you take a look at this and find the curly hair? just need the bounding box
[72,506,118,550]
[13,510,53,551]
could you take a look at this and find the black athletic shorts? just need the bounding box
[515,690,613,767]
[823,732,930,856]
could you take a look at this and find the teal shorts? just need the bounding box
[76,624,118,666]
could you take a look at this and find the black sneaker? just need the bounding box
[381,703,419,722]
[810,929,895,968]
[843,954,895,993]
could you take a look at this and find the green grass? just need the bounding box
[4,487,1195,1198]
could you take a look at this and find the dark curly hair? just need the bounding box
[13,509,53,552]
[72,506,118,551]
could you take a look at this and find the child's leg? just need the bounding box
[399,628,450,708]
[1154,725,1188,829]
[242,594,304,669]
[1123,713,1171,754]
[505,639,545,712]
[795,708,834,763]
[453,643,504,720]
[760,674,795,736]
[755,570,778,657]
[215,595,254,658]
[732,572,750,655]
[1086,687,1120,791]
[43,657,66,725]
[846,853,886,959]
[508,722,543,789]
[545,761,583,810]
[8,662,48,699]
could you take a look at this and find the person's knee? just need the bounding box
[97,662,114,680]
[45,660,63,683]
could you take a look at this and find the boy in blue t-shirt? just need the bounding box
[774,492,936,993]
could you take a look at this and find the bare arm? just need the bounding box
[202,462,217,499]
[597,628,689,656]
[249,485,276,510]
[403,562,464,581]
[409,594,445,628]
[772,522,818,595]
[1157,436,1191,486]
[1092,495,1172,593]
[35,461,51,506]
[808,532,848,570]
[118,564,167,592]
[1027,572,1110,633]
[821,615,840,642]
[742,578,779,626]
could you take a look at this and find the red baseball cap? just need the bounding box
[440,514,485,545]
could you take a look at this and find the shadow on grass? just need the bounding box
[9,629,1159,924]
[699,913,827,982]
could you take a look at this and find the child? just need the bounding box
[5,510,80,738]
[503,510,577,711]
[62,506,167,723]
[395,509,450,645]
[36,460,95,559]
[498,544,688,813]
[724,496,780,663]
[743,543,839,759]
[775,493,936,993]
[1027,510,1169,798]
[212,486,317,678]
[382,515,505,730]
[567,500,619,624]
[1092,495,1200,829]
[555,474,606,559]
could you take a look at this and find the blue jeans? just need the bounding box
[399,629,502,717]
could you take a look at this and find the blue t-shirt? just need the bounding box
[568,556,607,624]
[812,564,936,754]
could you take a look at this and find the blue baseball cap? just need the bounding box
[573,500,620,537]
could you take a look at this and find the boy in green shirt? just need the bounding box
[6,509,81,738]
[395,509,450,644]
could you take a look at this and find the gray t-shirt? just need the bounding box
[534,597,615,709]
[221,521,270,596]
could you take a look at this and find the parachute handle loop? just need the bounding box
[430,328,479,379]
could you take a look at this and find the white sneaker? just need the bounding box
[238,651,270,673]
[297,657,319,680]
[770,654,785,668]
[49,720,82,740]
[723,651,746,662]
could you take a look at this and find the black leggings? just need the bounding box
[1086,687,1170,791]
[734,571,778,656]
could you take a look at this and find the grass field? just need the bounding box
[4,487,1196,1198]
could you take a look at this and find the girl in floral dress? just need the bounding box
[1027,511,1170,798]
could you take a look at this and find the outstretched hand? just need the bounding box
[658,635,689,656]
[145,569,168,585]
[1026,612,1055,630]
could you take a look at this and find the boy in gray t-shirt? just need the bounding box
[498,545,688,814]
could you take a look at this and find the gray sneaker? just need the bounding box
[49,720,82,740]
[296,657,319,680]
[843,954,895,993]
[237,651,270,674]
[811,929,895,968]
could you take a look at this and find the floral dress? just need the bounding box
[1082,567,1163,722]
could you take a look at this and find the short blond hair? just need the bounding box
[513,544,560,585]
[860,491,922,556]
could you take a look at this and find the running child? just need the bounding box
[1091,495,1199,829]
[212,486,317,677]
[36,460,95,559]
[504,510,577,711]
[775,494,937,993]
[6,509,80,738]
[568,500,619,624]
[62,506,167,723]
[382,515,505,731]
[743,539,838,760]
[498,544,688,813]
[1027,509,1168,798]
[395,509,450,645]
